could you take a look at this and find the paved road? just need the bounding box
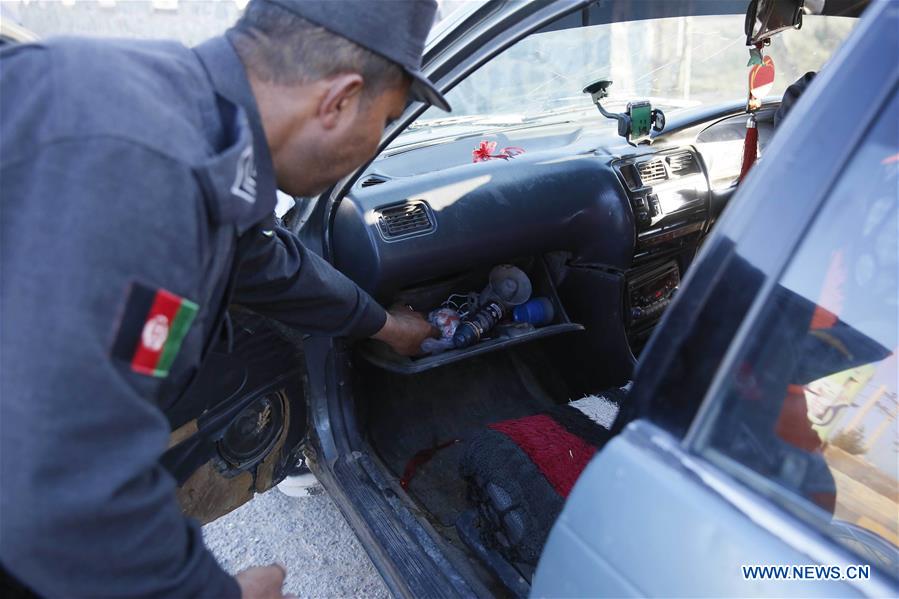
[203,488,389,598]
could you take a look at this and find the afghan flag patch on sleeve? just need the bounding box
[111,282,199,378]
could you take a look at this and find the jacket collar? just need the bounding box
[193,34,277,227]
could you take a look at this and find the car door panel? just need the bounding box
[161,309,308,524]
[533,422,867,598]
[536,1,897,595]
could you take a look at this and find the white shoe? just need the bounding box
[276,472,322,497]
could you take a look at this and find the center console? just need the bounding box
[615,147,710,353]
[615,148,710,265]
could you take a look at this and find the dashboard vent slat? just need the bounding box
[667,151,696,175]
[377,201,435,240]
[637,159,668,186]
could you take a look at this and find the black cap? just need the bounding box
[264,0,450,111]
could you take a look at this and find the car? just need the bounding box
[160,0,898,596]
[0,12,37,46]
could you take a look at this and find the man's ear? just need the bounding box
[318,73,364,129]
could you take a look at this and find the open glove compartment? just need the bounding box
[359,256,585,374]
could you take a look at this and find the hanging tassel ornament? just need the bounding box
[739,44,775,183]
[739,113,758,182]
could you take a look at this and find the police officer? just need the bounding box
[0,1,449,597]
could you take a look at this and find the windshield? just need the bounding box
[398,14,854,141]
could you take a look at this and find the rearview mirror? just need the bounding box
[745,0,825,45]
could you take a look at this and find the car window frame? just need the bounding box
[627,0,898,442]
[680,83,899,581]
[683,78,898,460]
[615,3,898,587]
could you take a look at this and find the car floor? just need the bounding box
[360,343,574,530]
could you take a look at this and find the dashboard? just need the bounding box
[328,101,779,372]
[331,102,776,304]
[332,135,635,299]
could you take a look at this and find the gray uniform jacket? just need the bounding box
[0,34,386,598]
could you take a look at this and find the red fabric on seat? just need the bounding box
[489,414,596,497]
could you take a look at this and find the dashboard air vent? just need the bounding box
[667,151,696,175]
[376,201,434,240]
[637,159,668,186]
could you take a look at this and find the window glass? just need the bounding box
[395,14,853,145]
[696,93,898,570]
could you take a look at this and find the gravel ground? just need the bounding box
[203,488,390,599]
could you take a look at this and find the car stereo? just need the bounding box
[628,262,680,324]
[626,261,680,353]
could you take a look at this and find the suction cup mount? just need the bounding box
[481,265,532,307]
[583,79,665,146]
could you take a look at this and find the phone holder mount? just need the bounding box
[583,79,665,146]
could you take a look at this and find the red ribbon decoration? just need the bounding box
[472,140,525,163]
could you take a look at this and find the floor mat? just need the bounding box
[362,348,561,528]
[459,393,622,566]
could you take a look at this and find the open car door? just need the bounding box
[164,0,606,531]
[161,309,308,524]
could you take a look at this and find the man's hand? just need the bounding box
[372,304,439,356]
[235,564,295,599]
